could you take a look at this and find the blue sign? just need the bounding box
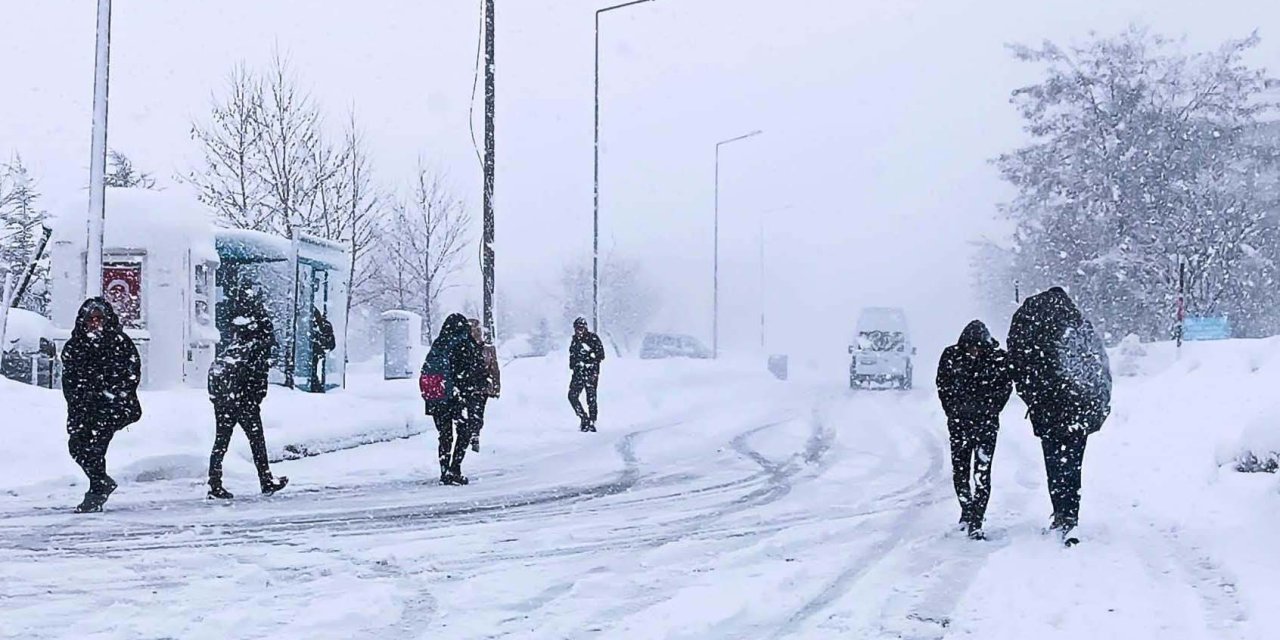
[1183,316,1232,341]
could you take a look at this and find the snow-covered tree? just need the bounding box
[0,155,49,313]
[104,150,156,189]
[986,28,1280,340]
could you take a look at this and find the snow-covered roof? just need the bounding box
[2,308,53,352]
[380,310,422,321]
[50,188,219,263]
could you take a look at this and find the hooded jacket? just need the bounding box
[1007,287,1112,437]
[429,313,486,398]
[209,302,276,406]
[61,297,142,431]
[936,320,1013,421]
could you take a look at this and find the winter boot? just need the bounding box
[73,492,106,514]
[1060,526,1080,547]
[966,521,986,541]
[260,476,289,496]
[586,419,598,433]
[208,485,235,500]
[579,417,591,432]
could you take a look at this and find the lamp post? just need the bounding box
[713,129,762,359]
[594,0,655,332]
[86,0,113,298]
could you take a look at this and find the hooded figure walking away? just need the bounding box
[467,318,501,453]
[309,307,336,393]
[937,320,1013,540]
[568,317,605,432]
[61,298,142,513]
[420,313,486,485]
[207,290,288,499]
[1007,287,1111,546]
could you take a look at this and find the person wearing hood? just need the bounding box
[568,317,606,432]
[466,318,501,453]
[61,297,142,513]
[1007,287,1112,545]
[308,307,336,393]
[937,320,1013,539]
[206,287,288,499]
[422,313,486,485]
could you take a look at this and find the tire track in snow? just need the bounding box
[764,401,949,639]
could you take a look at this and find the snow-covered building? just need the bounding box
[49,188,350,390]
[50,188,220,388]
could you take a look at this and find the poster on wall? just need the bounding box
[103,262,143,328]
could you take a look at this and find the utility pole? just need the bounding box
[594,0,656,332]
[86,0,113,298]
[713,129,762,359]
[482,0,497,341]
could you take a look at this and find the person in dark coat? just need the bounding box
[937,320,1013,539]
[1007,287,1112,545]
[568,317,605,432]
[309,307,336,393]
[428,313,486,485]
[207,289,287,499]
[466,318,501,453]
[61,297,142,513]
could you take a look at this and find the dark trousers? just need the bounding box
[568,369,599,424]
[947,416,999,527]
[435,407,475,475]
[209,402,273,489]
[310,354,326,393]
[1040,430,1088,529]
[68,424,117,495]
[466,394,488,442]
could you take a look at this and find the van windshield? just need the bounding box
[857,331,905,352]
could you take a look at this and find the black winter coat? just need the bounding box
[432,313,486,398]
[209,311,275,406]
[569,331,606,373]
[1007,287,1112,438]
[937,320,1013,423]
[61,298,142,431]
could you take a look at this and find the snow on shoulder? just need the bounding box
[49,187,219,264]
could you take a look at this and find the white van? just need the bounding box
[849,307,915,389]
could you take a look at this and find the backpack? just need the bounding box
[419,343,455,416]
[1056,319,1112,430]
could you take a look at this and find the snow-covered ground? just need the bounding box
[3,340,1280,639]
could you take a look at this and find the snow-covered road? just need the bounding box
[3,351,1278,639]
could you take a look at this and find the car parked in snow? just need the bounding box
[849,307,915,389]
[640,333,712,360]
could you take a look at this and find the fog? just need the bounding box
[4,0,1280,372]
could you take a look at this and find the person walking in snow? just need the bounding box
[568,317,605,432]
[420,313,486,485]
[207,288,288,499]
[1007,287,1111,546]
[937,320,1013,540]
[61,298,142,513]
[466,318,501,453]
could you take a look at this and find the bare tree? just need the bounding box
[104,150,156,189]
[372,166,471,339]
[187,64,269,230]
[254,52,324,236]
[561,254,660,354]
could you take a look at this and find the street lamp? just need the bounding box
[713,129,762,359]
[594,0,655,333]
[86,0,113,298]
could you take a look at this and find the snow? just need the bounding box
[2,307,52,352]
[3,340,1280,637]
[50,187,219,264]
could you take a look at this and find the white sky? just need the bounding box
[3,0,1279,364]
